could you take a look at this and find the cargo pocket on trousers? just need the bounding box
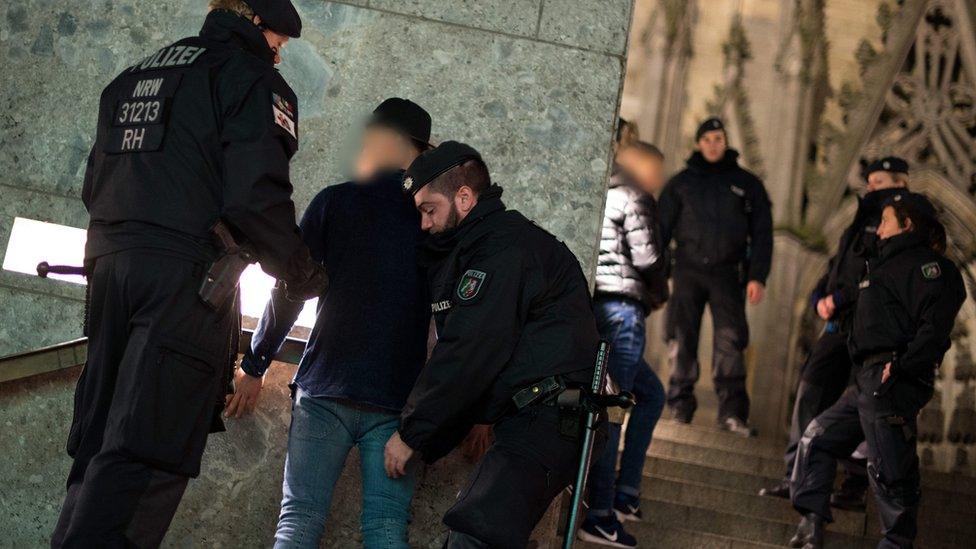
[122,340,218,473]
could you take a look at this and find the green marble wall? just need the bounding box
[0,0,632,358]
[0,0,633,545]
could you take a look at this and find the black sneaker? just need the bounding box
[613,492,643,522]
[719,417,757,438]
[578,514,638,548]
[758,478,790,499]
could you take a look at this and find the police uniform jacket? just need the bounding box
[810,187,906,319]
[82,10,312,283]
[658,149,773,283]
[594,172,668,313]
[849,231,966,381]
[399,186,600,462]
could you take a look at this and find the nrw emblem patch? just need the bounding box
[921,262,941,280]
[457,270,487,301]
[272,93,297,139]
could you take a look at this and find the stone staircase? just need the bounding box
[578,420,976,549]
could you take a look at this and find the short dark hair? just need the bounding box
[889,198,947,255]
[427,159,491,197]
[621,140,664,160]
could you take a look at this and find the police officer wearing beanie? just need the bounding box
[52,1,326,546]
[760,157,912,506]
[789,192,966,549]
[383,142,602,548]
[658,117,773,435]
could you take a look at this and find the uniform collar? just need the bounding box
[420,185,506,260]
[687,149,741,174]
[199,10,276,65]
[876,231,927,264]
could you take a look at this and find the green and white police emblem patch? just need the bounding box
[921,262,941,280]
[457,270,487,301]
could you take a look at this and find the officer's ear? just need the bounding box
[454,185,477,215]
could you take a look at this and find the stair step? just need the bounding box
[644,455,781,494]
[632,499,878,549]
[652,420,786,459]
[576,522,781,549]
[648,439,784,478]
[639,476,866,536]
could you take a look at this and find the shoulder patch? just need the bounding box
[730,185,745,197]
[921,262,941,280]
[457,270,487,301]
[272,92,297,139]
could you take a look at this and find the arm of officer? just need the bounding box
[897,264,967,378]
[746,179,774,284]
[225,189,330,417]
[656,180,679,257]
[217,68,319,288]
[624,193,668,307]
[398,248,531,462]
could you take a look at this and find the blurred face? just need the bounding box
[877,205,910,240]
[696,129,727,163]
[617,148,665,194]
[866,171,905,193]
[254,16,290,64]
[354,126,420,180]
[414,179,477,234]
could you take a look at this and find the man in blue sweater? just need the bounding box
[224,98,432,548]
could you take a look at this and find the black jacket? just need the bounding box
[658,150,773,283]
[594,172,668,312]
[849,231,966,380]
[811,187,907,318]
[399,186,600,462]
[242,171,430,410]
[82,11,314,284]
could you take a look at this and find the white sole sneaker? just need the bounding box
[614,508,642,523]
[577,529,637,548]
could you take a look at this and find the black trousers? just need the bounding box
[51,250,235,548]
[782,330,865,485]
[666,264,750,421]
[791,361,933,548]
[443,405,596,548]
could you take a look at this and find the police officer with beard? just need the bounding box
[383,142,602,548]
[760,158,913,507]
[658,117,773,435]
[789,193,966,549]
[52,1,326,546]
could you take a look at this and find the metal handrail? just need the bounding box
[0,330,308,385]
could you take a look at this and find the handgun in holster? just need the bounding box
[198,221,255,310]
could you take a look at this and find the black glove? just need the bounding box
[283,263,329,302]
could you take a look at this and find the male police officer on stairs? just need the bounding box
[760,157,913,508]
[52,1,326,546]
[789,192,966,549]
[383,141,603,548]
[658,117,773,436]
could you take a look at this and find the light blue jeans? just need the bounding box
[273,389,417,548]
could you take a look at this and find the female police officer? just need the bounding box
[789,192,966,548]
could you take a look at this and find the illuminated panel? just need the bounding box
[2,217,316,327]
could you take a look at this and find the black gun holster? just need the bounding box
[198,221,255,310]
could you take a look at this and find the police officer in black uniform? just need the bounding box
[760,158,912,505]
[52,1,327,546]
[789,192,966,549]
[658,117,773,435]
[382,142,602,548]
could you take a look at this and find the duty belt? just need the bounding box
[862,351,896,367]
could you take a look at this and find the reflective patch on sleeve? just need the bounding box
[272,92,297,139]
[921,262,941,280]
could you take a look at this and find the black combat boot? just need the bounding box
[758,478,790,499]
[788,513,824,548]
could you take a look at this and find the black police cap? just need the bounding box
[368,98,432,149]
[403,141,483,195]
[863,156,909,181]
[695,117,725,140]
[248,0,302,38]
[884,191,937,220]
